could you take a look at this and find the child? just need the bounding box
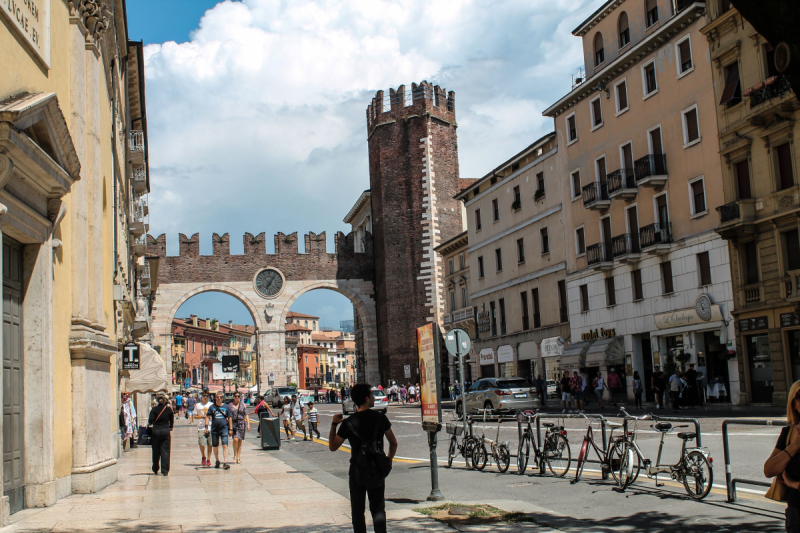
[306,401,321,439]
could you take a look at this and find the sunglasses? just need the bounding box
[234,395,240,398]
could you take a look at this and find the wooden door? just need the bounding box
[3,238,23,514]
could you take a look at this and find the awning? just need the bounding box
[518,341,538,361]
[559,340,592,369]
[585,337,625,367]
[121,343,169,394]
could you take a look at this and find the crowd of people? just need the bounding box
[377,382,421,404]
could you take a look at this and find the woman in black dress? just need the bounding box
[148,393,174,476]
[764,380,800,532]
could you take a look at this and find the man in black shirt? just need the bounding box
[652,365,665,409]
[330,384,398,533]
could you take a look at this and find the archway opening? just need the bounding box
[172,291,257,394]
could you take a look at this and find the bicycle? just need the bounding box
[471,408,511,473]
[516,410,571,477]
[571,414,628,486]
[445,415,478,469]
[616,408,713,500]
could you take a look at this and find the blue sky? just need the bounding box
[128,0,602,328]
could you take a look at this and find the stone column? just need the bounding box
[85,39,104,330]
[258,331,288,388]
[0,202,8,525]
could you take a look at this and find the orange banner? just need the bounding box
[417,323,440,423]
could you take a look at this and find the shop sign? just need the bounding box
[581,328,616,341]
[654,304,722,330]
[497,345,514,363]
[1,0,50,67]
[477,311,491,333]
[739,316,768,333]
[781,313,800,328]
[212,363,235,380]
[122,342,139,370]
[479,348,495,365]
[541,337,565,357]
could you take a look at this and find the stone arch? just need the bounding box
[162,284,264,340]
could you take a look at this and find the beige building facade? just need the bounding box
[456,133,571,384]
[544,0,738,404]
[704,1,800,406]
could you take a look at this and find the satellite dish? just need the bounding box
[775,42,791,74]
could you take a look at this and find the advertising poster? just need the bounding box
[417,323,441,424]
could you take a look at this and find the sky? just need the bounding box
[128,0,603,326]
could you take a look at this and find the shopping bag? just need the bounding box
[137,426,152,446]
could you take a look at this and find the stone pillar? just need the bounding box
[85,40,104,329]
[258,331,288,388]
[0,205,9,525]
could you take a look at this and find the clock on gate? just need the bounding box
[254,268,284,298]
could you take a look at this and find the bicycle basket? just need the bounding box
[445,422,464,436]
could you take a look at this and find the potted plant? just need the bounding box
[534,189,545,201]
[511,200,521,211]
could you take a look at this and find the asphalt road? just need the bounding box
[248,402,788,532]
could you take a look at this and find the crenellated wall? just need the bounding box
[148,231,374,285]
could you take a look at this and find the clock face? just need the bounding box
[695,295,712,321]
[255,269,283,298]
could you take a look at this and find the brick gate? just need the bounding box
[148,230,378,388]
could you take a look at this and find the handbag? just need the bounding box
[766,426,793,502]
[137,426,151,446]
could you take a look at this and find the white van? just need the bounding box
[269,385,298,407]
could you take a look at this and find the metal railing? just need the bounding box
[717,201,741,223]
[722,418,787,502]
[129,130,144,153]
[639,222,672,248]
[582,181,609,207]
[611,233,640,258]
[607,168,636,194]
[744,284,761,306]
[634,154,668,181]
[535,413,609,479]
[132,167,146,184]
[587,241,612,265]
[748,76,792,108]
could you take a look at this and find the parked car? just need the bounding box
[547,380,559,398]
[342,388,388,415]
[269,385,298,407]
[455,377,537,418]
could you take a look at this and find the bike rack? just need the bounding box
[532,413,609,478]
[722,418,787,503]
[622,415,703,447]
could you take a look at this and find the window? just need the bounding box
[499,298,507,335]
[478,256,485,278]
[571,170,581,198]
[689,177,706,214]
[785,230,800,271]
[646,0,658,27]
[490,177,497,185]
[521,291,530,331]
[606,277,616,306]
[777,142,795,191]
[566,114,577,143]
[461,286,468,307]
[448,259,454,274]
[495,248,503,271]
[541,227,549,254]
[511,161,520,172]
[744,241,759,285]
[615,80,628,113]
[661,261,674,294]
[558,280,568,323]
[596,156,607,182]
[532,288,541,328]
[536,172,545,193]
[580,284,589,312]
[591,97,603,128]
[677,37,693,75]
[594,32,605,66]
[643,62,658,95]
[517,238,525,263]
[575,227,586,255]
[475,209,482,231]
[513,185,521,208]
[450,291,456,312]
[632,269,643,301]
[697,251,712,286]
[459,254,465,270]
[683,106,700,145]
[719,63,741,107]
[618,12,630,48]
[735,159,752,199]
[492,198,499,221]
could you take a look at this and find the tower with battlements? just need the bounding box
[366,81,462,386]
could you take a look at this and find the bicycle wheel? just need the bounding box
[472,443,488,471]
[517,434,530,475]
[447,436,456,468]
[615,442,640,489]
[572,438,589,484]
[683,451,713,500]
[464,437,476,470]
[496,444,510,473]
[545,433,571,477]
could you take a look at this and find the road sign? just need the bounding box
[122,342,140,370]
[404,365,411,378]
[445,328,471,357]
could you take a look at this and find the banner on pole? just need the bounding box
[417,323,442,424]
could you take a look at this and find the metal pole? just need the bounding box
[601,419,608,480]
[457,330,468,430]
[426,425,444,501]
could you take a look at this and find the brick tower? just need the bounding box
[366,81,462,386]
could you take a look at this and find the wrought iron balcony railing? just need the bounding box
[582,181,609,207]
[611,233,641,258]
[639,222,672,249]
[587,241,612,266]
[747,76,792,108]
[717,201,741,223]
[607,168,637,195]
[634,154,668,182]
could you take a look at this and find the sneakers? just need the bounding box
[222,463,230,470]
[561,409,566,414]
[303,436,309,441]
[215,460,221,468]
[201,458,207,467]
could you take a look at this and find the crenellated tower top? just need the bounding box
[366,81,456,134]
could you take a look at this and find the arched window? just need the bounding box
[645,0,658,27]
[618,12,630,48]
[594,32,605,66]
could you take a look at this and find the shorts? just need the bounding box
[198,433,209,447]
[573,391,584,401]
[561,392,572,401]
[289,419,305,432]
[210,424,229,447]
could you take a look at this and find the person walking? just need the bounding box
[194,392,213,466]
[228,392,250,464]
[560,372,572,413]
[570,371,584,412]
[534,375,546,407]
[399,385,407,405]
[607,368,621,407]
[329,384,398,533]
[307,401,321,438]
[632,371,644,409]
[408,384,416,404]
[289,394,308,442]
[186,394,197,424]
[764,380,800,532]
[593,372,605,409]
[148,393,174,476]
[175,392,183,419]
[208,393,232,469]
[652,365,665,409]
[685,363,700,408]
[280,396,293,441]
[254,395,274,438]
[669,369,682,412]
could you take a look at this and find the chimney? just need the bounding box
[192,315,198,327]
[205,318,211,329]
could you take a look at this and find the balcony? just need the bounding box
[133,235,147,255]
[715,199,757,239]
[676,0,704,12]
[130,199,149,236]
[132,167,148,194]
[129,130,145,165]
[586,241,613,271]
[634,154,668,187]
[139,263,151,296]
[607,168,637,199]
[611,233,641,263]
[639,222,672,254]
[582,181,611,210]
[746,75,793,109]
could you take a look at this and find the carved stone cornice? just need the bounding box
[69,0,109,46]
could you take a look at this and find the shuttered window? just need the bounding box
[606,277,616,306]
[777,143,795,191]
[632,269,643,301]
[698,252,712,286]
[661,261,674,294]
[580,285,589,312]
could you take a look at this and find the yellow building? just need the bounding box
[1,0,150,520]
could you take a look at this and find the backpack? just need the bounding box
[347,416,392,489]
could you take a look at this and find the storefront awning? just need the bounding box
[121,343,169,394]
[585,337,625,367]
[559,340,592,369]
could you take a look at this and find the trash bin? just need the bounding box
[260,414,281,450]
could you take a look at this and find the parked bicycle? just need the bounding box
[571,414,628,486]
[617,408,713,500]
[472,408,511,473]
[445,414,478,469]
[516,410,571,477]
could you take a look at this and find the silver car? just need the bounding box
[342,388,388,415]
[456,377,538,417]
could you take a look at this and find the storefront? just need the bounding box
[559,336,624,401]
[497,345,515,378]
[540,337,564,381]
[517,341,539,382]
[479,348,496,378]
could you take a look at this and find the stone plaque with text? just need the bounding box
[2,0,50,67]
